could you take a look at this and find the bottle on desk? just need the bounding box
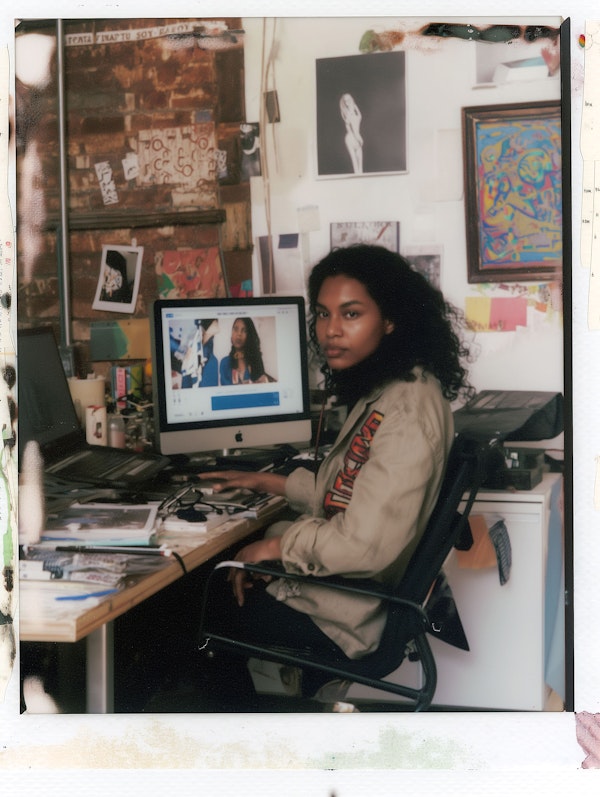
[86,405,107,446]
[108,412,126,448]
[18,440,44,545]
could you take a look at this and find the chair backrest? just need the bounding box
[396,433,490,604]
[340,433,491,680]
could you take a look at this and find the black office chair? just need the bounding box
[198,433,492,711]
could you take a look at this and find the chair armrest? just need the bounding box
[214,559,428,620]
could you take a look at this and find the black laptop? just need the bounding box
[18,327,170,486]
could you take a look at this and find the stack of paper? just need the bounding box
[158,511,228,537]
[20,548,168,586]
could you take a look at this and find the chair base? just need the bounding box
[201,630,437,712]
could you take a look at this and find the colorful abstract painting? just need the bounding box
[157,246,226,299]
[463,101,562,283]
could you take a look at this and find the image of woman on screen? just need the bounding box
[219,317,271,385]
[195,244,474,705]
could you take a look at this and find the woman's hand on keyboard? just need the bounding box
[198,469,287,497]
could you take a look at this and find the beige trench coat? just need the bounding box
[266,367,455,659]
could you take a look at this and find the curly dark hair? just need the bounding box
[307,244,475,404]
[227,317,266,380]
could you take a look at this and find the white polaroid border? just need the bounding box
[4,6,599,792]
[92,244,143,314]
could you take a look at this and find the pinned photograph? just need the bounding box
[404,245,442,290]
[92,244,143,313]
[240,122,261,179]
[331,221,400,252]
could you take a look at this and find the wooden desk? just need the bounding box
[20,500,286,712]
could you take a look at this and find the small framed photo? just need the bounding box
[404,245,442,290]
[462,101,562,283]
[330,221,400,253]
[93,245,143,313]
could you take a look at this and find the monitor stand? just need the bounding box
[215,444,298,471]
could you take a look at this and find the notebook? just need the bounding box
[18,327,170,486]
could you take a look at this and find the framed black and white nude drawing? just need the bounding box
[316,51,407,178]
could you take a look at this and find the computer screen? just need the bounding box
[17,327,81,461]
[151,297,312,457]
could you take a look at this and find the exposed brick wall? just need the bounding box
[17,17,252,381]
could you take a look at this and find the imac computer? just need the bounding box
[151,297,312,461]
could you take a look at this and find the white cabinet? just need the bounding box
[348,473,564,710]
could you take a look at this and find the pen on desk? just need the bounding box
[55,589,119,601]
[54,545,172,556]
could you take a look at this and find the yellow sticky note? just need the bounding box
[465,296,491,332]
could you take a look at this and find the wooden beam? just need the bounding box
[44,208,226,231]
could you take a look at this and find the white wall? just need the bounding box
[242,16,563,395]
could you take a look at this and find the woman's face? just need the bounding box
[315,275,394,371]
[231,319,248,350]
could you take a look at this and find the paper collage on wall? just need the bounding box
[136,123,218,187]
[465,280,562,332]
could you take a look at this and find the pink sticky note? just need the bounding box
[489,297,527,331]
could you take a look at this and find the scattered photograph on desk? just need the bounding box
[92,244,143,313]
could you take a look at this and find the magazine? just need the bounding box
[20,548,168,585]
[40,502,159,545]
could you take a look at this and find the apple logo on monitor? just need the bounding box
[235,431,243,442]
